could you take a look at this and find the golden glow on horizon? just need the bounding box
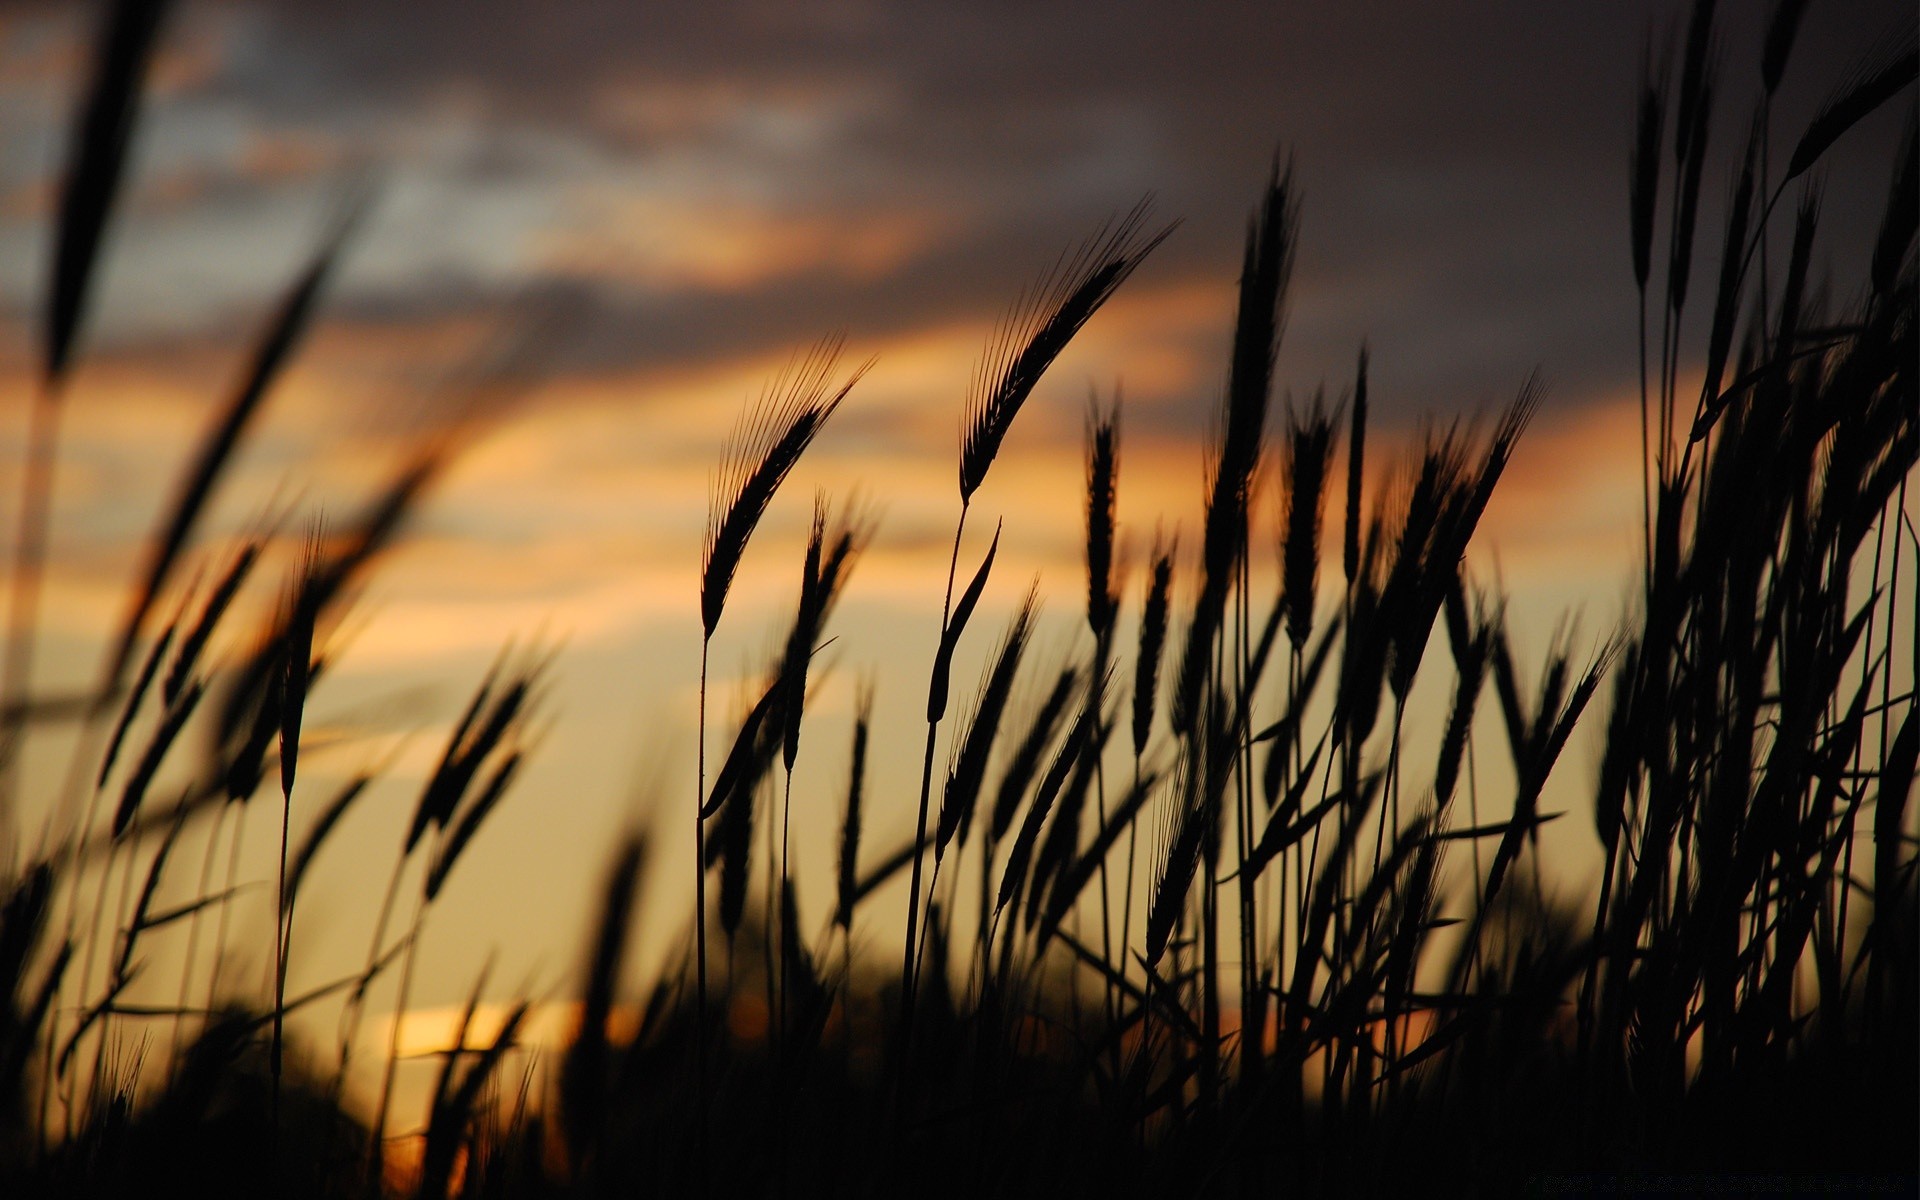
[0,322,1656,668]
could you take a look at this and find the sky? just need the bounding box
[0,0,1912,1118]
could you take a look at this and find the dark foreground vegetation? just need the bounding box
[1,1,1915,1195]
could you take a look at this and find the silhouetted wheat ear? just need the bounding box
[779,875,826,1023]
[1344,345,1367,587]
[1431,618,1490,813]
[1873,124,1919,308]
[701,679,781,822]
[0,868,58,1058]
[1672,0,1715,170]
[1038,765,1159,945]
[1629,43,1667,292]
[103,193,363,696]
[279,521,326,803]
[1222,158,1298,493]
[97,584,187,792]
[1670,71,1722,321]
[1770,185,1821,354]
[938,584,1039,862]
[409,649,546,856]
[268,527,326,1120]
[1086,401,1119,640]
[0,0,171,796]
[405,649,506,850]
[1762,0,1811,96]
[1025,675,1115,928]
[959,200,1172,503]
[811,497,875,621]
[702,335,868,637]
[1332,512,1389,748]
[1283,388,1336,652]
[1132,536,1174,758]
[1256,611,1339,800]
[1467,373,1544,517]
[1144,754,1210,969]
[163,537,260,709]
[714,729,762,936]
[990,665,1079,845]
[1697,130,1757,419]
[46,0,171,384]
[1243,743,1328,881]
[780,497,829,771]
[994,703,1091,921]
[427,748,523,901]
[1383,380,1541,702]
[212,446,447,788]
[835,682,872,931]
[1172,161,1298,734]
[1784,25,1918,183]
[112,676,202,838]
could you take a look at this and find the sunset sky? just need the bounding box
[0,0,1911,1107]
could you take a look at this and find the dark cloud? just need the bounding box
[2,0,1910,433]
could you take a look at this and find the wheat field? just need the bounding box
[0,1,1914,1196]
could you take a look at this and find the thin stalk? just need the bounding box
[1367,698,1407,936]
[694,638,711,1148]
[271,777,293,1146]
[1119,752,1142,991]
[976,826,994,993]
[368,893,427,1189]
[331,832,406,1111]
[67,832,126,1134]
[42,748,116,1144]
[0,380,64,805]
[1234,559,1257,1088]
[1639,289,1655,594]
[167,799,229,1077]
[1201,644,1221,1113]
[780,762,794,1053]
[1089,629,1116,1036]
[204,800,250,1019]
[764,774,777,1059]
[1276,640,1302,1094]
[901,503,969,1045]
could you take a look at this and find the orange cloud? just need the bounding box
[534,195,955,293]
